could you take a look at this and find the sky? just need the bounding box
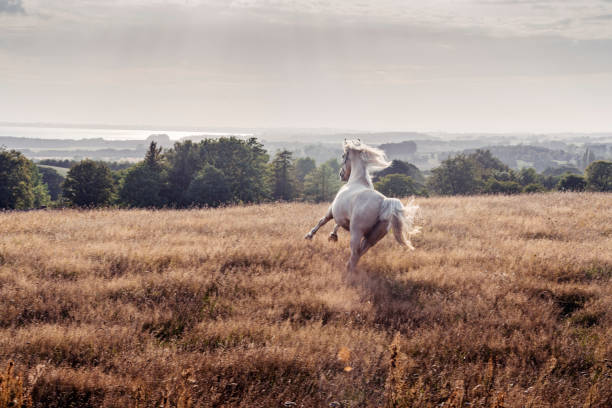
[1,0,612,133]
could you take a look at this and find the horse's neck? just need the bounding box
[348,160,373,189]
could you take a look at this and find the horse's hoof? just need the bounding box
[304,233,313,240]
[328,233,338,242]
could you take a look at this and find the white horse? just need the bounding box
[305,140,420,273]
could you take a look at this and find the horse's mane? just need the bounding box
[343,140,391,172]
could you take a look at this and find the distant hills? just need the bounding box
[1,130,611,171]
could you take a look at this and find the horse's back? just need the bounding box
[332,185,384,230]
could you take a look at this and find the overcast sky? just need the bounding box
[1,0,612,132]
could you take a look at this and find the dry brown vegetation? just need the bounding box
[0,193,611,407]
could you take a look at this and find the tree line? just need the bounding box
[1,139,610,210]
[427,150,611,195]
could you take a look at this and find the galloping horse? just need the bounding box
[305,140,420,273]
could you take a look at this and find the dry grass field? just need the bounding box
[0,193,611,407]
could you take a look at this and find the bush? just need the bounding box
[585,160,611,192]
[523,183,546,193]
[375,174,423,197]
[373,160,425,184]
[557,173,586,192]
[484,179,521,195]
[518,167,539,186]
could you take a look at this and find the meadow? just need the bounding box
[0,193,610,407]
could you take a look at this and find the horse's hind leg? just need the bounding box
[328,224,340,242]
[305,207,333,240]
[359,220,390,256]
[347,231,365,273]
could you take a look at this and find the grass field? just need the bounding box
[0,193,610,407]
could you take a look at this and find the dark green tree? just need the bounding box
[270,150,297,201]
[375,174,421,197]
[144,141,163,168]
[557,173,586,192]
[201,137,270,204]
[119,164,165,207]
[163,137,270,206]
[484,179,521,195]
[0,149,49,209]
[30,167,50,208]
[523,183,546,193]
[163,140,202,206]
[374,160,425,184]
[295,157,316,182]
[241,137,271,203]
[38,166,64,201]
[186,164,232,207]
[303,163,341,202]
[469,149,508,180]
[585,160,612,192]
[62,160,114,207]
[542,165,581,177]
[428,154,479,195]
[119,141,166,208]
[324,158,341,174]
[518,167,539,186]
[541,175,562,190]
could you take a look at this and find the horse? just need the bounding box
[305,140,420,273]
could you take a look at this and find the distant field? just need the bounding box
[0,193,610,407]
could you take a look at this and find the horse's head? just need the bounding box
[340,139,360,181]
[341,139,391,182]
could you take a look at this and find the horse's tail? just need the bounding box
[379,197,420,249]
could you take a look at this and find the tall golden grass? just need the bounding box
[0,193,610,407]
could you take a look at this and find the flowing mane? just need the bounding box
[343,140,391,172]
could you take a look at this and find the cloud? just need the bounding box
[0,0,25,14]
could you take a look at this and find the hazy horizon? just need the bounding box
[2,1,612,133]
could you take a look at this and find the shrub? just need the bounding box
[523,183,546,193]
[375,174,422,197]
[557,173,586,192]
[484,179,521,195]
[585,160,611,192]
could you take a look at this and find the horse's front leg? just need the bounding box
[328,224,340,242]
[304,207,333,240]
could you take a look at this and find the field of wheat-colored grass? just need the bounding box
[0,193,611,407]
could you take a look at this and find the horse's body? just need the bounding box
[305,140,419,273]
